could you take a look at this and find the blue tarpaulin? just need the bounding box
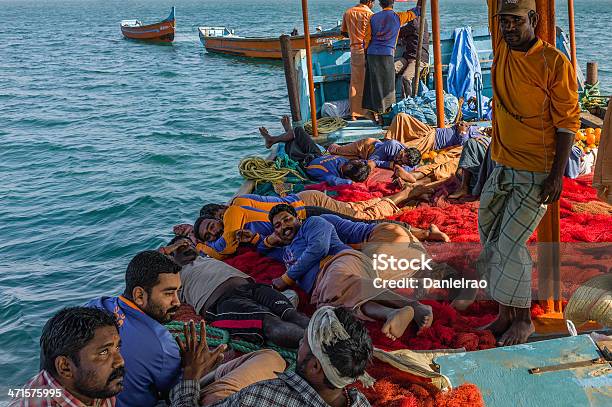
[384,90,459,126]
[447,26,482,101]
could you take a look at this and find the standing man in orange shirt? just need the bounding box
[341,0,375,120]
[478,0,580,346]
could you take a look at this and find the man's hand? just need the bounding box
[235,229,254,244]
[161,239,192,256]
[394,165,417,183]
[265,233,283,247]
[176,321,226,381]
[367,160,377,170]
[539,174,563,204]
[272,277,290,291]
[174,224,194,237]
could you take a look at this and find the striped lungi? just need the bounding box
[477,165,548,308]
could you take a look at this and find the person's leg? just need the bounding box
[262,314,305,348]
[364,290,433,333]
[491,170,547,345]
[401,59,417,98]
[327,137,378,160]
[350,50,368,120]
[200,349,286,405]
[247,284,309,327]
[384,112,436,150]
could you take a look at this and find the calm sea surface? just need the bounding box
[0,0,610,398]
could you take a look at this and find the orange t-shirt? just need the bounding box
[341,3,374,51]
[488,0,580,173]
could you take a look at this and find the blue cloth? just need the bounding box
[565,145,583,179]
[385,90,459,126]
[462,95,492,121]
[282,217,349,293]
[447,27,482,101]
[305,155,353,186]
[320,214,376,244]
[434,126,483,150]
[87,296,181,407]
[367,10,401,56]
[369,139,416,171]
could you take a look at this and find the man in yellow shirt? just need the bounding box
[341,0,375,120]
[479,0,580,346]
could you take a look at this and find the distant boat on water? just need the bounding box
[121,7,175,42]
[197,25,343,60]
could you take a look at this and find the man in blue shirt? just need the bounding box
[259,115,372,185]
[328,138,422,172]
[263,204,434,341]
[88,250,183,406]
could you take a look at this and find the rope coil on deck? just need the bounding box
[304,116,348,135]
[239,156,307,186]
[580,81,608,110]
[166,321,298,370]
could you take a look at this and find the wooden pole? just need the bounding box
[300,0,318,137]
[412,0,428,97]
[586,62,598,85]
[430,0,444,127]
[535,0,562,314]
[567,0,577,74]
[280,35,302,123]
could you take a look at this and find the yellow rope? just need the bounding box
[304,116,347,135]
[238,156,307,186]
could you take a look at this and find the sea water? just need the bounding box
[1,0,610,398]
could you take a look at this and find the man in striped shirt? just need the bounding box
[11,307,123,407]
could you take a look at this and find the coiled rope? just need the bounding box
[239,156,307,186]
[304,116,347,135]
[166,321,297,370]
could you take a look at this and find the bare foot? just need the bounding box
[412,302,433,334]
[448,186,469,200]
[497,319,534,346]
[406,184,434,200]
[427,224,450,242]
[450,285,478,311]
[479,312,512,337]
[280,115,292,132]
[259,127,273,149]
[381,306,414,341]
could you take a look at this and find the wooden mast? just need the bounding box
[430,0,445,127]
[301,0,318,137]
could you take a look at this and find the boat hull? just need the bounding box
[199,31,342,60]
[121,8,175,42]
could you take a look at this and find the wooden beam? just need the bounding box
[300,0,318,137]
[430,0,445,127]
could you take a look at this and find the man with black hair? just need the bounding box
[162,237,309,348]
[327,138,422,172]
[87,250,184,406]
[262,204,425,341]
[13,307,124,407]
[209,306,373,406]
[258,115,372,186]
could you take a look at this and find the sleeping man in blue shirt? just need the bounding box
[259,204,435,342]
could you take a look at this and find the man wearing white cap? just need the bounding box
[210,306,374,406]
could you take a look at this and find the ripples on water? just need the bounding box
[0,0,610,397]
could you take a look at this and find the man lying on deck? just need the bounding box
[327,138,423,173]
[208,306,374,407]
[259,115,372,185]
[88,250,285,406]
[261,204,433,340]
[186,188,440,260]
[161,237,309,348]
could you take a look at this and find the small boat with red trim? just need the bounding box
[121,7,176,43]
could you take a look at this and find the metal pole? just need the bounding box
[567,0,577,74]
[280,35,302,122]
[301,0,318,137]
[430,0,444,127]
[412,0,428,97]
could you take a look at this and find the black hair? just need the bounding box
[379,0,394,8]
[360,0,373,4]
[193,216,206,241]
[403,147,422,167]
[123,250,181,299]
[344,160,371,183]
[199,203,226,218]
[268,204,298,224]
[322,308,373,389]
[40,307,118,376]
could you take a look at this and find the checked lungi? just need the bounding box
[477,165,548,308]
